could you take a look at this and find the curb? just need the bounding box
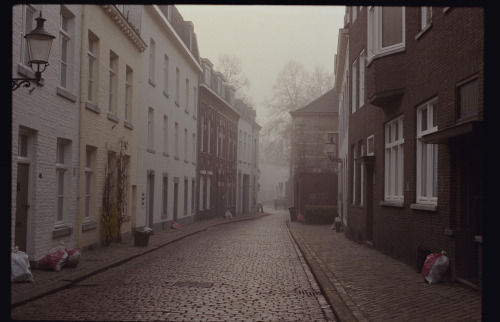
[287,221,358,322]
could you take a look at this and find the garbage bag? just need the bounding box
[422,251,449,284]
[65,248,81,267]
[11,247,34,283]
[297,213,305,222]
[38,245,68,272]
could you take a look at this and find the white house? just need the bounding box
[128,5,202,229]
[11,4,82,261]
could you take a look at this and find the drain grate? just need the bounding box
[173,281,213,288]
[296,289,321,297]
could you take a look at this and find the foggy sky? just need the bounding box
[176,5,346,125]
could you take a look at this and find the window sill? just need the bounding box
[367,46,406,66]
[52,225,73,238]
[148,79,156,87]
[163,152,169,157]
[174,156,179,160]
[415,22,432,40]
[82,220,98,232]
[17,63,45,86]
[107,112,120,123]
[147,148,156,154]
[163,91,169,98]
[185,108,189,115]
[410,203,437,212]
[175,101,180,107]
[124,120,134,130]
[85,101,101,114]
[379,200,404,208]
[56,86,77,102]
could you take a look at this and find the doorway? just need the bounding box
[15,163,30,252]
[147,172,154,228]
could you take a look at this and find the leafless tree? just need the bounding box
[217,54,252,104]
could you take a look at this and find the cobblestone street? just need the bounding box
[11,211,336,321]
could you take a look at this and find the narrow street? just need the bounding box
[11,210,336,321]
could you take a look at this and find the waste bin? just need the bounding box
[288,206,297,222]
[134,227,153,246]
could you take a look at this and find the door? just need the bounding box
[173,181,179,221]
[147,173,154,228]
[15,163,30,252]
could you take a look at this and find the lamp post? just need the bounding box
[12,12,55,91]
[325,137,342,173]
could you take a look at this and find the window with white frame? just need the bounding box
[149,39,155,84]
[201,115,205,152]
[352,143,357,204]
[384,115,404,202]
[56,140,68,224]
[421,7,432,30]
[163,115,168,155]
[191,178,195,213]
[367,135,374,155]
[163,55,169,96]
[367,6,405,60]
[359,51,365,107]
[87,32,98,102]
[193,86,197,115]
[184,178,188,213]
[192,133,196,163]
[185,78,190,113]
[125,66,132,122]
[175,67,180,105]
[416,99,438,204]
[199,175,204,210]
[109,52,117,113]
[59,7,74,89]
[148,107,154,150]
[184,128,188,161]
[352,59,357,113]
[175,122,179,158]
[22,5,37,66]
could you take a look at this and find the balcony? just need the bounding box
[367,52,406,109]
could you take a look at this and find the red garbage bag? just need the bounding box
[422,251,449,284]
[38,245,68,271]
[65,248,81,267]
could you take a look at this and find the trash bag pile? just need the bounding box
[38,243,81,272]
[422,251,449,284]
[11,246,34,283]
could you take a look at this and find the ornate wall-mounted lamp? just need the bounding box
[12,12,55,91]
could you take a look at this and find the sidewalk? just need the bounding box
[11,213,263,308]
[287,220,482,322]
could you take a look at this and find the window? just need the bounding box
[185,78,190,113]
[352,6,357,22]
[352,59,357,113]
[59,8,72,89]
[56,140,68,223]
[457,78,479,120]
[201,115,205,152]
[421,7,432,29]
[175,68,180,105]
[149,39,155,84]
[367,135,374,156]
[184,128,188,161]
[109,52,117,113]
[125,66,133,122]
[207,176,211,209]
[208,119,211,154]
[162,175,168,218]
[367,6,405,60]
[87,33,98,102]
[192,133,196,163]
[148,108,154,150]
[163,116,168,155]
[416,99,438,204]
[360,141,364,205]
[193,87,197,115]
[163,55,169,96]
[359,51,365,107]
[85,147,94,219]
[175,122,179,158]
[384,115,404,202]
[352,143,357,204]
[22,5,36,66]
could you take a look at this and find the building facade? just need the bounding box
[129,5,201,230]
[197,58,239,220]
[235,98,261,215]
[77,4,146,249]
[289,89,339,216]
[336,6,484,289]
[12,4,83,261]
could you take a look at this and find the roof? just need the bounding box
[290,88,339,116]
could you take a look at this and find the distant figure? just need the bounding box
[225,207,233,219]
[257,203,264,213]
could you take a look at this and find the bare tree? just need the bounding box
[262,60,332,164]
[217,54,251,103]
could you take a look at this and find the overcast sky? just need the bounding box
[176,5,346,124]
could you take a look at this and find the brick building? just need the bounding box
[197,58,239,219]
[289,89,339,216]
[336,6,484,289]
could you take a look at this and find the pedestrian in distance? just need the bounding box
[225,207,233,219]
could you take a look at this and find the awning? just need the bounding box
[421,120,482,144]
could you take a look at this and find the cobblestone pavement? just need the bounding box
[11,210,336,321]
[287,218,482,322]
[10,206,483,321]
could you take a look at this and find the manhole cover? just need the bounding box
[173,281,213,288]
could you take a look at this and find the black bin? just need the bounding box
[335,221,342,232]
[134,228,153,247]
[288,206,297,222]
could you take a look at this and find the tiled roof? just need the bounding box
[290,88,339,115]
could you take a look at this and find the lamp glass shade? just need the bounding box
[325,141,336,157]
[24,13,55,73]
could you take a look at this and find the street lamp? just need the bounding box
[325,137,342,173]
[12,12,55,91]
